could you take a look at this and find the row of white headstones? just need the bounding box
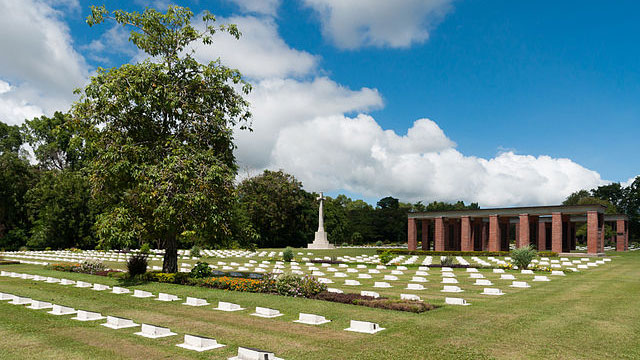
[0,271,385,336]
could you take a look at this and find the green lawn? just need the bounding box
[1,251,639,359]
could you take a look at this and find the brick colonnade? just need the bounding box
[407,207,627,254]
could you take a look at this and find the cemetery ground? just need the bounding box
[1,250,639,359]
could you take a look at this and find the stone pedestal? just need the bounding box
[308,230,334,249]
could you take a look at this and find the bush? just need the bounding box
[375,241,383,247]
[190,245,201,257]
[379,250,393,264]
[341,242,349,247]
[127,253,148,277]
[314,292,435,313]
[49,263,80,272]
[441,256,455,266]
[190,261,212,278]
[275,273,327,297]
[139,243,151,254]
[282,247,294,262]
[78,259,107,274]
[201,276,264,292]
[511,246,537,270]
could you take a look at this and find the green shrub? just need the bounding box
[282,247,294,262]
[127,253,148,277]
[440,256,455,266]
[190,261,212,278]
[139,243,151,254]
[275,274,327,297]
[45,247,52,251]
[341,242,349,247]
[511,246,537,270]
[375,241,383,247]
[78,259,107,274]
[379,250,393,264]
[190,245,201,257]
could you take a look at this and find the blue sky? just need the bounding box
[0,0,638,206]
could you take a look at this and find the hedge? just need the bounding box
[376,249,558,257]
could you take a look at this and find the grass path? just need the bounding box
[1,251,639,359]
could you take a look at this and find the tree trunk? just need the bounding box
[162,237,178,273]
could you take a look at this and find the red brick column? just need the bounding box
[482,222,488,251]
[489,215,500,252]
[515,223,520,247]
[538,221,547,250]
[421,220,429,250]
[552,212,563,253]
[408,218,417,250]
[586,211,598,254]
[616,219,625,252]
[461,216,472,251]
[435,217,445,251]
[599,214,605,253]
[518,214,530,248]
[626,221,629,250]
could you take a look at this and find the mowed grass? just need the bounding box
[0,251,638,359]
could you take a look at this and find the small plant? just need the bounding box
[190,261,213,278]
[441,256,455,266]
[78,259,107,274]
[375,241,383,247]
[127,253,148,277]
[139,243,151,254]
[190,245,201,257]
[511,246,537,270]
[282,247,294,262]
[341,242,349,247]
[379,250,393,264]
[275,273,326,297]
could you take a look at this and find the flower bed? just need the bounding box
[313,291,436,313]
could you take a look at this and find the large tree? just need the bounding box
[237,170,315,248]
[74,6,251,272]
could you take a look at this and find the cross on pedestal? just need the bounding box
[308,192,334,249]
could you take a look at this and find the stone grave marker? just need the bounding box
[48,304,76,315]
[72,310,106,321]
[441,285,463,293]
[214,301,245,312]
[229,347,283,360]
[135,323,177,339]
[510,281,530,288]
[183,297,209,306]
[251,307,283,318]
[400,294,421,301]
[294,313,331,325]
[344,320,385,334]
[156,293,180,302]
[445,297,470,306]
[101,316,139,329]
[132,290,154,298]
[27,300,53,310]
[360,291,380,298]
[481,288,505,296]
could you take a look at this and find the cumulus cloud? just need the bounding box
[622,176,639,187]
[189,15,318,79]
[235,77,383,170]
[255,113,606,207]
[0,0,89,124]
[302,0,453,49]
[227,0,281,16]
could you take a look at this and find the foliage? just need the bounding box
[313,292,435,313]
[498,262,514,270]
[201,276,265,292]
[78,259,107,274]
[190,245,201,257]
[237,170,315,248]
[148,272,175,283]
[440,256,455,266]
[190,261,213,278]
[126,253,148,277]
[274,273,327,297]
[76,6,251,273]
[49,263,81,272]
[379,250,394,264]
[139,243,151,254]
[282,246,294,262]
[511,246,537,270]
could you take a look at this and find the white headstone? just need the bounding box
[214,301,244,312]
[294,313,330,325]
[441,285,463,293]
[400,294,422,301]
[344,320,385,334]
[445,297,470,306]
[9,296,32,305]
[361,291,380,298]
[373,282,392,288]
[135,323,177,338]
[48,304,76,315]
[251,307,283,318]
[72,310,105,321]
[229,347,283,360]
[481,288,504,296]
[156,293,180,302]
[510,281,530,288]
[112,286,130,294]
[183,297,209,306]
[132,290,154,298]
[177,334,225,352]
[101,316,139,329]
[27,300,53,310]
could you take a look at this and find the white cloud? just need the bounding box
[252,113,606,207]
[190,15,318,79]
[235,77,383,170]
[227,0,281,16]
[622,176,638,187]
[302,0,453,49]
[0,0,89,124]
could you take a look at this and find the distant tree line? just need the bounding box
[563,180,640,242]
